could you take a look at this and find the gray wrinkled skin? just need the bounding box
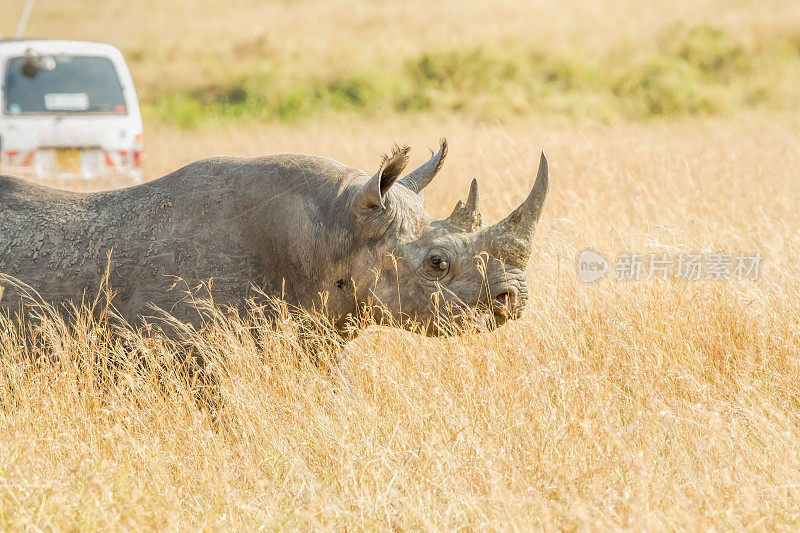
[0,140,549,338]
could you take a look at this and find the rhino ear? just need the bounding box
[354,145,410,211]
[398,138,447,200]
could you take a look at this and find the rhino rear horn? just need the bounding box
[398,138,447,197]
[354,145,410,210]
[446,178,482,232]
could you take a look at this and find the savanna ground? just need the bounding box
[1,0,800,529]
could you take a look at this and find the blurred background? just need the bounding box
[2,1,798,152]
[0,0,798,236]
[3,0,798,124]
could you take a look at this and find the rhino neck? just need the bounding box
[232,156,365,321]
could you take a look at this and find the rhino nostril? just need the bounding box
[492,291,515,318]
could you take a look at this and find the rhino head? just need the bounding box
[346,140,549,335]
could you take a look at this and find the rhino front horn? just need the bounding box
[398,138,447,196]
[484,151,549,260]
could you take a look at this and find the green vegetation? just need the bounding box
[145,25,800,127]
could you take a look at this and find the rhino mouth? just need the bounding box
[491,290,517,320]
[443,293,522,334]
[423,282,528,335]
[486,282,528,329]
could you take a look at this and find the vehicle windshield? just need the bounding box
[3,55,127,115]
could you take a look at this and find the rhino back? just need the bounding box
[0,154,363,328]
[0,159,258,326]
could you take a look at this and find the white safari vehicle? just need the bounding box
[0,40,142,181]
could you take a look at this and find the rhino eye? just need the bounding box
[425,253,450,279]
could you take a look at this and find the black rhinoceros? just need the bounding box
[0,140,548,340]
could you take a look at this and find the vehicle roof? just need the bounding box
[0,39,124,58]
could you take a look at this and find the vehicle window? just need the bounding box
[3,55,127,115]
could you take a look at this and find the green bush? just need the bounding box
[143,26,800,127]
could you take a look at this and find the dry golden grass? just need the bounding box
[2,113,800,529]
[3,0,800,529]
